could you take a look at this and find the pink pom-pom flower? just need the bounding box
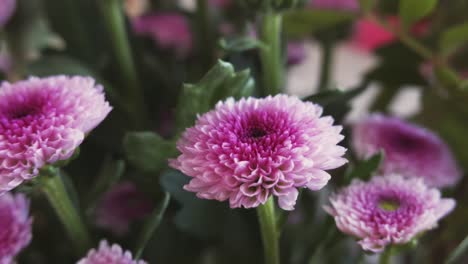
[0,0,16,28]
[325,175,455,252]
[352,115,461,188]
[0,76,112,193]
[132,13,193,58]
[0,193,32,264]
[95,182,153,236]
[170,95,347,210]
[77,240,147,264]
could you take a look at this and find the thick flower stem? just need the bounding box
[257,198,280,264]
[318,41,334,91]
[379,246,393,264]
[259,11,284,96]
[40,169,92,255]
[99,0,147,128]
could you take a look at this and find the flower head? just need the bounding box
[352,114,461,188]
[325,175,455,252]
[0,0,16,28]
[0,193,32,263]
[77,240,147,264]
[0,76,112,193]
[287,42,306,66]
[308,0,359,11]
[170,95,347,210]
[132,13,192,58]
[95,182,153,236]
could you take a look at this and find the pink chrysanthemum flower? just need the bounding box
[0,0,16,28]
[309,0,359,11]
[325,175,455,252]
[0,193,32,264]
[170,95,347,210]
[95,182,153,236]
[77,240,147,264]
[132,13,192,58]
[0,76,112,193]
[352,114,461,188]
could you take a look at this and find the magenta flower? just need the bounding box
[287,42,306,66]
[132,13,192,58]
[170,95,347,210]
[95,182,153,236]
[0,0,16,27]
[325,175,455,252]
[352,114,461,188]
[77,240,147,264]
[0,76,112,193]
[0,193,32,263]
[308,0,359,11]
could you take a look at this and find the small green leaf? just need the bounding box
[345,151,385,183]
[283,9,356,38]
[175,60,255,132]
[219,37,267,53]
[124,132,177,173]
[399,0,437,30]
[440,22,468,56]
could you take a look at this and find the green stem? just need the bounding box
[379,246,393,264]
[259,11,284,96]
[370,85,398,112]
[257,197,280,264]
[39,169,92,255]
[99,0,147,128]
[318,41,334,91]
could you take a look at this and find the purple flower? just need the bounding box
[325,175,455,252]
[0,0,16,28]
[0,193,32,263]
[95,182,153,236]
[132,13,192,58]
[0,76,112,193]
[287,42,306,66]
[352,114,461,188]
[77,240,147,264]
[170,95,347,210]
[308,0,359,10]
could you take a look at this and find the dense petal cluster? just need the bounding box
[77,241,147,264]
[325,175,455,252]
[0,0,16,27]
[0,193,32,263]
[0,76,112,193]
[171,95,347,210]
[132,13,192,57]
[352,114,461,188]
[95,182,153,236]
[309,0,359,11]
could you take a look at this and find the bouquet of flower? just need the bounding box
[1,0,468,263]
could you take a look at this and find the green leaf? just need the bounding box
[345,151,385,183]
[175,60,255,132]
[219,37,267,53]
[359,0,375,13]
[399,0,437,30]
[283,9,356,38]
[134,192,171,259]
[440,22,468,56]
[124,132,177,173]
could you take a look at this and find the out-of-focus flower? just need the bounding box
[352,114,461,188]
[77,240,147,264]
[351,17,429,51]
[287,42,307,66]
[0,0,16,28]
[308,0,359,11]
[124,0,149,18]
[325,175,455,252]
[95,182,153,236]
[0,76,112,193]
[170,95,347,210]
[0,193,32,264]
[132,13,192,58]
